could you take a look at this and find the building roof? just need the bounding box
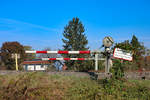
[22,60,52,65]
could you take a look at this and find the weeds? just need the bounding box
[0,72,150,100]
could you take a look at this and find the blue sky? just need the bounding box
[0,0,150,50]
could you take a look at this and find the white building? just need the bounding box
[22,60,51,71]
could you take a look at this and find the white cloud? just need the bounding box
[0,18,63,49]
[0,18,59,32]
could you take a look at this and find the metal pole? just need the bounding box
[105,56,107,74]
[105,48,110,74]
[15,53,18,71]
[107,55,110,73]
[95,53,98,71]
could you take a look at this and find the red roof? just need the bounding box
[145,56,150,60]
[22,61,52,65]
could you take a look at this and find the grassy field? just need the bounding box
[0,72,150,100]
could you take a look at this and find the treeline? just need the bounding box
[0,17,150,71]
[114,35,150,71]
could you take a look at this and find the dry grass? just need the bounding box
[0,72,100,100]
[0,72,150,100]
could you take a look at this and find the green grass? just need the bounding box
[128,79,150,88]
[0,72,150,100]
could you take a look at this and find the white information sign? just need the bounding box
[113,48,133,61]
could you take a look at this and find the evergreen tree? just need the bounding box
[115,40,132,51]
[62,17,89,71]
[131,35,145,68]
[114,35,145,70]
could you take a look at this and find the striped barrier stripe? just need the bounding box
[42,58,105,61]
[42,58,89,60]
[25,51,91,54]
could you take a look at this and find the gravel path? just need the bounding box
[1,70,150,80]
[0,70,91,78]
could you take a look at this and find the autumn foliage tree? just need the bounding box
[1,41,26,70]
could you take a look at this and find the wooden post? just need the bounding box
[15,53,18,71]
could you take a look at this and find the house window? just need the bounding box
[41,65,44,68]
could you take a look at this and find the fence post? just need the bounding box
[95,53,98,71]
[15,53,18,71]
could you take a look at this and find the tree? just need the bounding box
[131,35,145,60]
[114,40,132,51]
[1,41,26,70]
[131,35,145,68]
[24,46,36,61]
[62,17,89,71]
[114,35,146,70]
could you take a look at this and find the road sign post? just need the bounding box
[105,48,111,74]
[103,36,114,74]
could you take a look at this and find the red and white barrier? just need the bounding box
[25,51,91,54]
[42,58,105,61]
[25,50,102,71]
[42,58,90,61]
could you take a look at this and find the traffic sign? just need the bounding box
[113,48,133,61]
